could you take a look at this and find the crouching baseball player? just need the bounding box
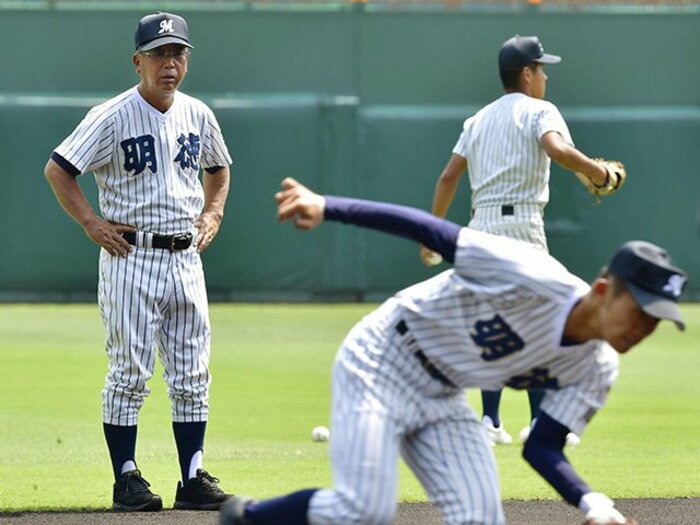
[220,178,687,525]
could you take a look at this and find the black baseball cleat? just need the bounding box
[174,469,231,510]
[219,496,256,525]
[112,469,163,512]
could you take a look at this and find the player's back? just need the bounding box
[458,93,560,208]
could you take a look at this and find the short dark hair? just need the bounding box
[499,62,539,90]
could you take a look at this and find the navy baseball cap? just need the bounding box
[499,35,561,70]
[135,12,193,51]
[608,241,688,330]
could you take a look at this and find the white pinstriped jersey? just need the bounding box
[453,92,573,209]
[365,228,618,435]
[55,86,232,234]
[53,86,232,426]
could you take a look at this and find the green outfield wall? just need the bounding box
[1,5,698,300]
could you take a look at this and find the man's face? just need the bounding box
[133,43,189,96]
[598,281,660,354]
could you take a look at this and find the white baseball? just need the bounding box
[425,252,443,266]
[311,426,330,442]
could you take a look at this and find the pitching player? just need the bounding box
[220,178,686,525]
[421,35,626,446]
[44,12,232,512]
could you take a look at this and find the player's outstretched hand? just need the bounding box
[275,177,325,230]
[83,216,135,257]
[420,245,444,267]
[194,211,222,253]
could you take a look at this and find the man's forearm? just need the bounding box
[202,166,230,219]
[324,196,461,263]
[522,413,590,507]
[45,160,98,229]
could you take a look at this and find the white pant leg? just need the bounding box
[401,415,505,525]
[99,248,167,426]
[157,248,211,423]
[469,205,548,252]
[309,355,400,525]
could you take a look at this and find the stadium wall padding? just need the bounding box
[1,7,698,300]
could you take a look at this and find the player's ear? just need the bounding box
[591,278,610,297]
[518,66,531,90]
[132,53,141,72]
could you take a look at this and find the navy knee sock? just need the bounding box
[103,423,137,482]
[527,389,545,422]
[245,489,318,525]
[173,421,206,483]
[481,390,503,427]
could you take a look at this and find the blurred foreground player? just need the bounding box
[220,178,684,525]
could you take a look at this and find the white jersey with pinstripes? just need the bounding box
[308,229,617,525]
[453,92,572,209]
[55,85,232,234]
[452,93,573,251]
[53,86,232,426]
[396,228,618,435]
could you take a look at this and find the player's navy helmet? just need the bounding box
[135,12,194,51]
[499,35,561,70]
[609,241,688,330]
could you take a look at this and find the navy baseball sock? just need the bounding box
[527,389,545,421]
[173,421,206,483]
[481,390,503,427]
[245,489,318,525]
[103,423,138,482]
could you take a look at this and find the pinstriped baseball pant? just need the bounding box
[469,204,548,252]
[308,315,505,525]
[98,246,211,426]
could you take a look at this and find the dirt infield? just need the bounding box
[1,499,698,525]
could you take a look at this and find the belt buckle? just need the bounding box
[170,233,192,251]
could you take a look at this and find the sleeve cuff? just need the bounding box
[51,152,81,177]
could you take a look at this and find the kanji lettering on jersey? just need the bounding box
[175,132,200,171]
[470,314,525,361]
[121,135,157,175]
[505,367,559,390]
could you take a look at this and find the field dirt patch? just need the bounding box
[1,498,697,525]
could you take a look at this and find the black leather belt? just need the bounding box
[122,231,193,251]
[395,320,456,388]
[471,205,515,217]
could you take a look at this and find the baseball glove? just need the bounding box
[576,158,627,199]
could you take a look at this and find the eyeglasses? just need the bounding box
[140,49,190,61]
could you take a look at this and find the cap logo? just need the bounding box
[663,274,685,297]
[158,19,175,35]
[538,43,544,55]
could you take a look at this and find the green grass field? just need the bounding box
[1,303,699,511]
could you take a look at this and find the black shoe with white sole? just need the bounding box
[112,469,163,512]
[174,469,231,510]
